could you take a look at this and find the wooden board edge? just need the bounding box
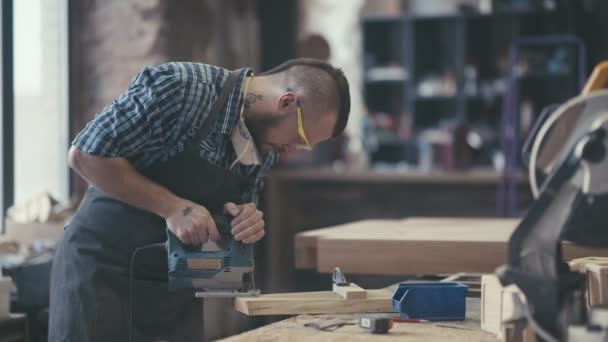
[234,290,392,316]
[332,283,367,299]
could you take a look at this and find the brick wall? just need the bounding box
[70,0,260,197]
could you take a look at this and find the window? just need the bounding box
[13,0,69,205]
[1,0,14,231]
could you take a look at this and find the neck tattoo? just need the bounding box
[245,93,263,108]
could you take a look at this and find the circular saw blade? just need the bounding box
[532,89,608,246]
[536,89,608,175]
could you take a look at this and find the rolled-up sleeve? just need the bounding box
[72,65,184,158]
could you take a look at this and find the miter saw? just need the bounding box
[166,215,260,297]
[497,61,608,341]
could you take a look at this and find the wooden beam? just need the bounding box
[569,257,608,307]
[295,218,608,275]
[332,282,367,299]
[234,289,392,316]
[480,274,525,339]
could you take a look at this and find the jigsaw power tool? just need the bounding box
[166,214,260,297]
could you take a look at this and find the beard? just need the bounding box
[244,112,285,153]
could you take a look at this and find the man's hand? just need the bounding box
[165,199,220,245]
[224,202,265,244]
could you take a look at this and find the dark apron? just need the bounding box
[49,71,247,342]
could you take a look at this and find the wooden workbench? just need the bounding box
[220,298,498,341]
[264,168,533,293]
[295,217,608,275]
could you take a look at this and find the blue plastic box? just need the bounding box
[391,282,467,321]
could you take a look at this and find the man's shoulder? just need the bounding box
[158,62,229,87]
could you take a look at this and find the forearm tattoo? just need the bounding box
[245,93,263,108]
[182,206,193,216]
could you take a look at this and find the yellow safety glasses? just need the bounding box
[295,99,312,151]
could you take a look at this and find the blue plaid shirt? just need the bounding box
[72,62,280,204]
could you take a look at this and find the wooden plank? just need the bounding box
[480,275,526,339]
[234,289,392,316]
[294,221,374,269]
[294,218,608,275]
[317,218,513,275]
[569,257,608,306]
[585,264,608,306]
[569,257,608,272]
[332,283,367,299]
[294,223,353,269]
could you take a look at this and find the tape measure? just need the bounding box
[359,316,393,334]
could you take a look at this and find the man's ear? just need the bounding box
[278,92,296,109]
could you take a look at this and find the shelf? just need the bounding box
[363,10,558,23]
[365,78,407,85]
[362,10,560,26]
[270,167,529,185]
[516,72,575,81]
[361,15,405,24]
[462,9,557,19]
[365,65,409,83]
[415,95,458,101]
[365,77,409,85]
[465,94,506,101]
[361,8,575,174]
[375,136,408,145]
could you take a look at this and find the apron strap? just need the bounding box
[191,70,243,143]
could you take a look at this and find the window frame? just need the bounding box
[1,0,14,233]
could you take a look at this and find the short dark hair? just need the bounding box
[258,58,351,138]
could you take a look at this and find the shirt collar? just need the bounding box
[226,68,263,166]
[231,117,261,166]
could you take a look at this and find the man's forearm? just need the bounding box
[68,146,181,218]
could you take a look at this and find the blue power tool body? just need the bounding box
[166,215,259,297]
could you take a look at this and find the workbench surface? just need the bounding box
[220,298,498,341]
